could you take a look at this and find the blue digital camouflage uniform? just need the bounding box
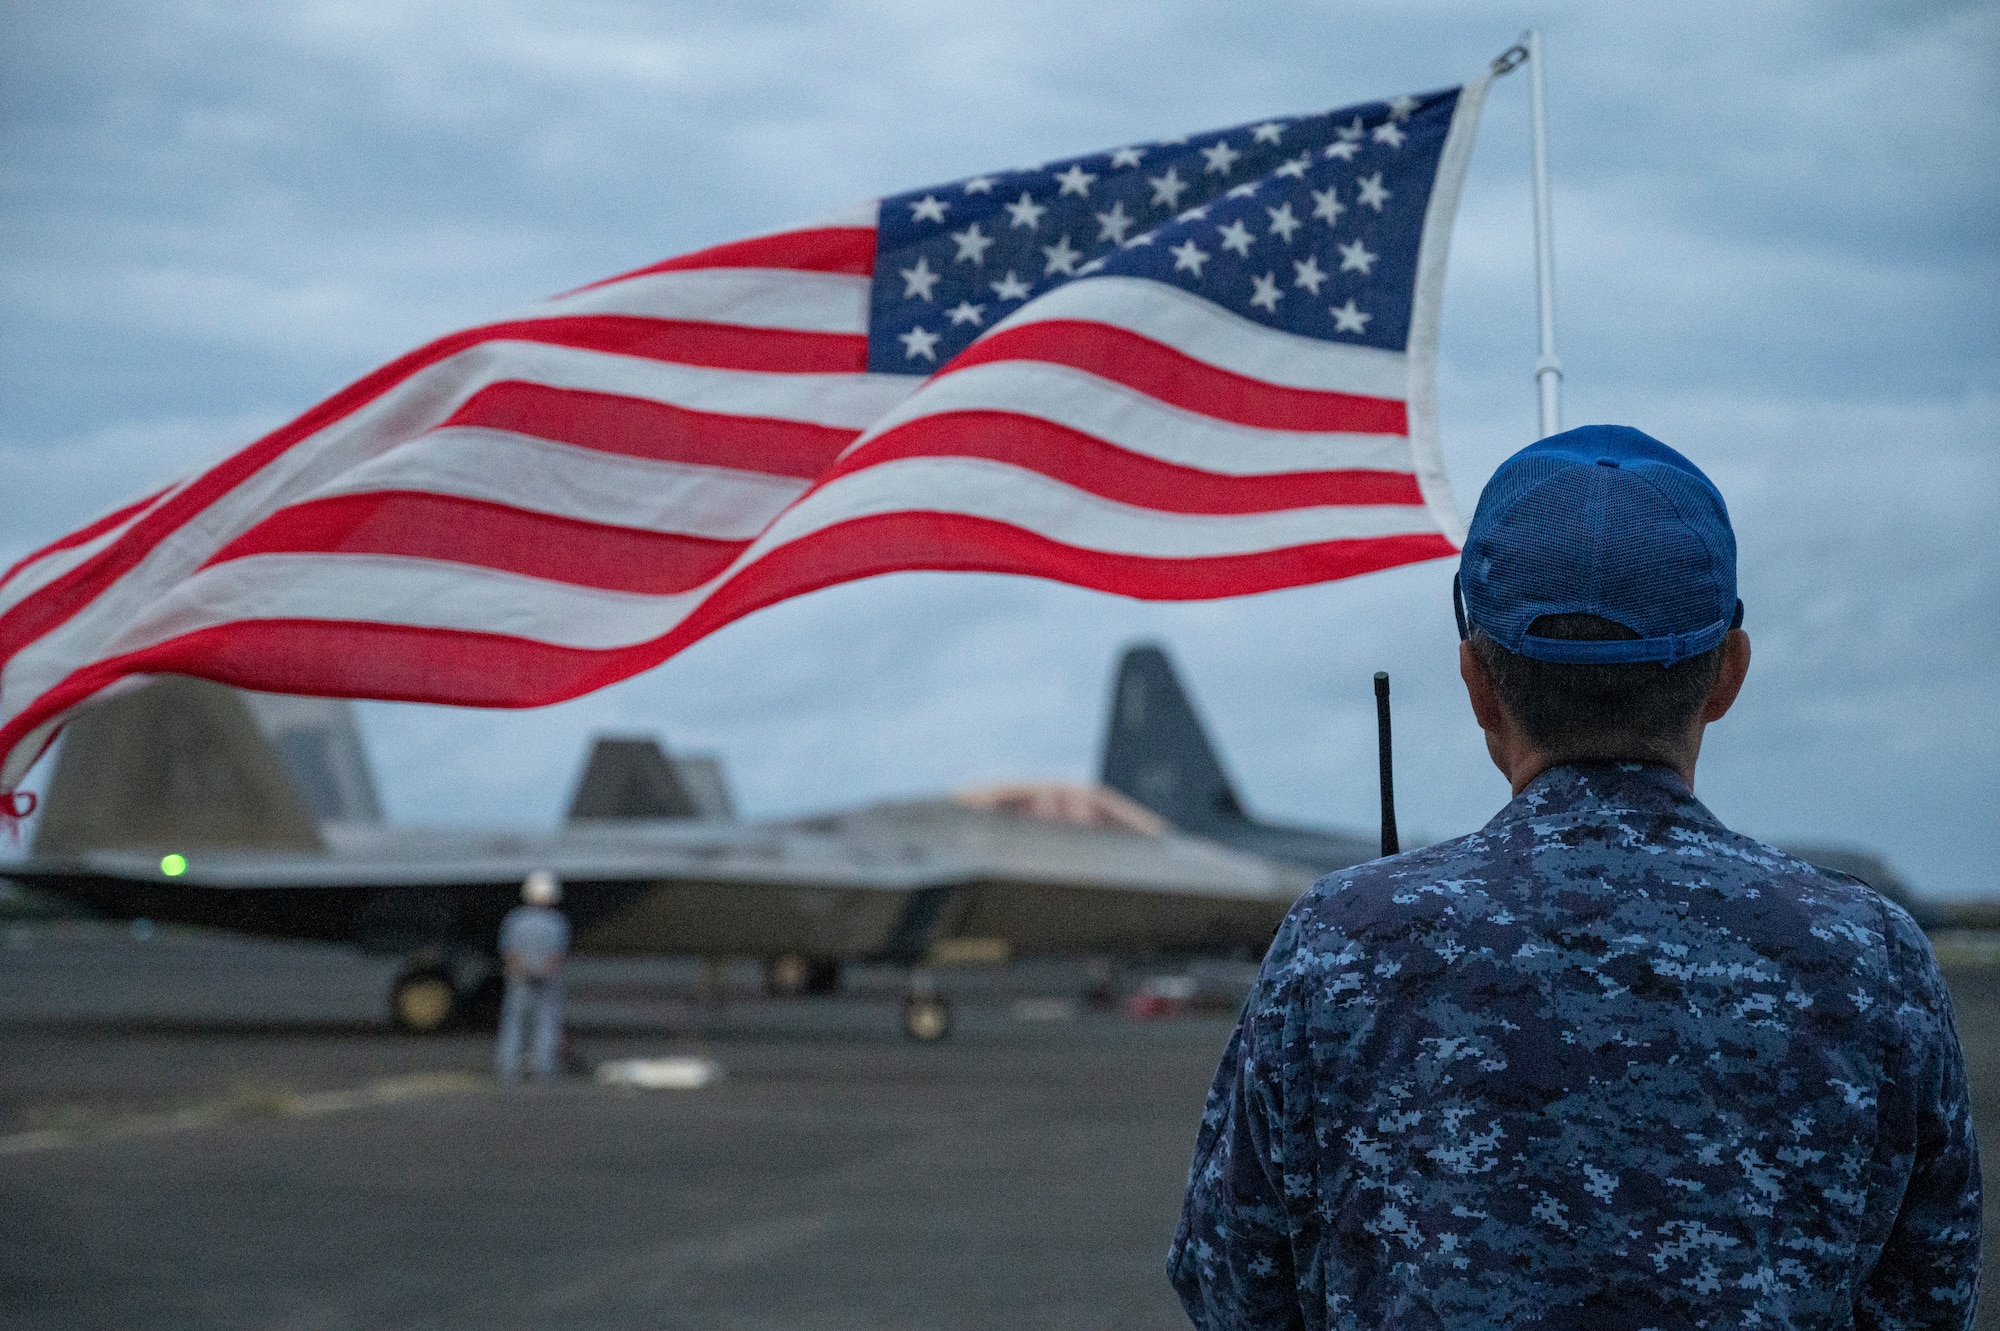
[1171,762,1980,1329]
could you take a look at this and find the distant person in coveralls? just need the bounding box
[1171,425,1981,1328]
[496,869,569,1081]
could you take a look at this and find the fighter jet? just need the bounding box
[3,675,1313,1039]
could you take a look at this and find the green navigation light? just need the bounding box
[160,854,188,877]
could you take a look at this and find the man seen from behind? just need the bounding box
[1170,424,1980,1328]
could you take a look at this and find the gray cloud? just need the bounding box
[1,0,1994,896]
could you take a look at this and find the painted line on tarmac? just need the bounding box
[0,1071,490,1156]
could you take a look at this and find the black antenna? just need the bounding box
[1373,672,1399,857]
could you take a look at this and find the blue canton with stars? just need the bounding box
[868,88,1461,374]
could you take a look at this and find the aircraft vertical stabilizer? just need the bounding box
[672,754,736,821]
[33,677,324,855]
[238,692,383,824]
[1100,645,1247,835]
[567,737,700,820]
[1098,644,1377,874]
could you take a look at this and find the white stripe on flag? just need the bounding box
[517,267,873,332]
[455,341,919,430]
[311,426,811,539]
[104,555,705,654]
[857,360,1417,476]
[791,202,881,230]
[746,456,1442,567]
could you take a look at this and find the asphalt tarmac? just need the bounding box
[3,926,1998,1329]
[0,928,1238,1330]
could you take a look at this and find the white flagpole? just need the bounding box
[1525,29,1562,437]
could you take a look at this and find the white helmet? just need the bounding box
[523,869,561,905]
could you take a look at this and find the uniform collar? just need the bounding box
[1484,761,1722,833]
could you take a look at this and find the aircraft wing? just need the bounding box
[7,797,1316,964]
[10,799,1310,898]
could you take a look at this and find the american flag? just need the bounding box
[0,78,1490,793]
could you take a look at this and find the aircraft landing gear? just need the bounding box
[388,955,501,1032]
[764,955,842,998]
[390,967,457,1033]
[902,972,952,1041]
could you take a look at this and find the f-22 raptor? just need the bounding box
[6,653,1350,1039]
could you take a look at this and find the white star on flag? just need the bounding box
[908,194,949,223]
[1311,186,1346,224]
[989,270,1032,300]
[1004,192,1047,229]
[900,256,941,300]
[1265,203,1302,242]
[1337,238,1379,275]
[1293,254,1329,293]
[1170,238,1211,276]
[1250,121,1285,144]
[1200,140,1241,175]
[899,324,941,359]
[1148,168,1189,209]
[1109,146,1146,168]
[1373,122,1407,149]
[1053,164,1098,197]
[1330,298,1371,333]
[1355,173,1391,210]
[1216,219,1255,257]
[950,223,995,265]
[1274,153,1311,179]
[1040,234,1082,275]
[1324,140,1361,162]
[1249,272,1284,313]
[1095,202,1135,244]
[945,301,985,326]
[961,176,996,194]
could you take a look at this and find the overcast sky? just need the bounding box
[2,0,1995,897]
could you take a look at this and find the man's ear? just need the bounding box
[1460,639,1508,733]
[1701,629,1751,723]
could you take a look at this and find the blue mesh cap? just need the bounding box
[1455,425,1742,665]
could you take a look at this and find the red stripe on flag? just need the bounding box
[471,315,866,375]
[941,321,1409,435]
[441,381,857,479]
[825,411,1424,514]
[205,492,748,595]
[562,227,879,295]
